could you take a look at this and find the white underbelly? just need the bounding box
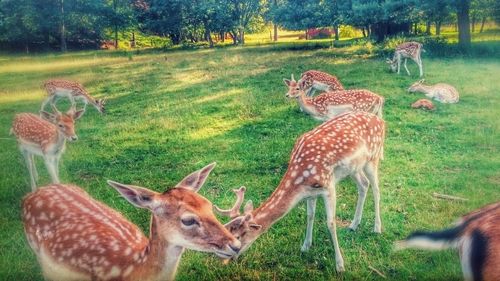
[38,247,90,281]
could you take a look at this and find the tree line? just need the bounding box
[0,0,498,52]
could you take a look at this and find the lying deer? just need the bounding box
[284,85,384,121]
[408,79,459,104]
[395,202,500,281]
[284,70,344,97]
[42,79,106,114]
[216,112,385,272]
[386,42,424,77]
[22,163,241,281]
[11,105,84,190]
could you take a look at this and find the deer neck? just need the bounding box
[252,175,306,234]
[138,216,184,281]
[296,93,318,116]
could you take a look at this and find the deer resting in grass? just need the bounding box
[284,80,384,121]
[395,202,500,281]
[408,79,459,104]
[284,70,344,97]
[11,106,84,190]
[386,42,424,77]
[42,79,106,114]
[215,112,385,272]
[22,163,241,281]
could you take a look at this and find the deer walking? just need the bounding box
[386,42,424,77]
[395,202,500,281]
[11,106,84,190]
[216,112,385,272]
[22,163,241,281]
[408,80,459,104]
[42,79,106,114]
[284,85,384,121]
[284,70,344,97]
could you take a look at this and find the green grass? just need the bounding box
[0,38,499,281]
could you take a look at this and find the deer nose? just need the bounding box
[229,240,241,253]
[70,135,78,141]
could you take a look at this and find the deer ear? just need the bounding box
[40,111,56,122]
[283,78,291,86]
[107,180,160,210]
[175,162,216,192]
[72,109,85,120]
[244,200,254,213]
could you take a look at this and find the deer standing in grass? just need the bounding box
[22,163,241,281]
[11,106,84,190]
[216,112,385,272]
[284,83,384,121]
[42,79,106,114]
[395,202,500,281]
[408,79,459,104]
[284,70,344,97]
[386,42,424,77]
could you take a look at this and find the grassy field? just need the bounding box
[0,37,499,280]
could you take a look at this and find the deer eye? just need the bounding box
[58,124,64,128]
[181,217,199,227]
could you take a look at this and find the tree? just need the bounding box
[227,0,261,44]
[454,0,471,48]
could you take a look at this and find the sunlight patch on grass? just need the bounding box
[187,117,242,141]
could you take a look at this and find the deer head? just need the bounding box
[108,163,241,258]
[408,79,425,93]
[95,97,107,114]
[386,58,397,72]
[40,105,84,141]
[283,74,304,98]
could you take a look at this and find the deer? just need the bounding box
[11,105,84,190]
[284,85,384,121]
[395,202,500,281]
[386,42,424,77]
[411,99,435,110]
[22,163,242,281]
[283,70,344,97]
[215,111,385,272]
[408,79,459,104]
[42,79,106,114]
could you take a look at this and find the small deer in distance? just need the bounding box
[11,105,84,190]
[386,42,424,77]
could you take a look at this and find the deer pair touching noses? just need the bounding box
[23,163,241,281]
[11,105,84,190]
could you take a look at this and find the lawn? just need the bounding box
[0,39,499,280]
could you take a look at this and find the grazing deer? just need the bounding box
[42,79,106,114]
[408,80,459,104]
[22,163,241,281]
[11,106,84,190]
[411,99,435,110]
[284,70,344,97]
[386,42,424,77]
[216,112,385,272]
[285,88,384,121]
[395,202,500,281]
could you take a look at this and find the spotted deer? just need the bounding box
[42,79,106,114]
[216,112,385,272]
[284,70,344,97]
[285,87,384,121]
[11,106,84,190]
[386,42,424,77]
[408,79,459,104]
[22,163,241,281]
[395,202,500,281]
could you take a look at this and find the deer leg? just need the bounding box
[404,58,410,76]
[40,97,51,113]
[397,57,401,74]
[22,150,37,190]
[44,155,60,184]
[323,182,345,272]
[54,154,61,179]
[418,58,424,77]
[30,154,39,181]
[364,161,381,233]
[306,87,315,97]
[348,172,369,231]
[301,197,317,252]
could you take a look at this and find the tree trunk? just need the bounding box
[333,25,339,41]
[471,14,476,32]
[456,0,471,49]
[426,21,431,34]
[273,23,278,41]
[414,23,418,34]
[239,28,245,44]
[229,31,238,45]
[205,27,214,48]
[305,29,308,40]
[362,27,366,37]
[436,21,442,35]
[479,16,486,33]
[366,25,371,37]
[130,32,136,48]
[60,0,67,52]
